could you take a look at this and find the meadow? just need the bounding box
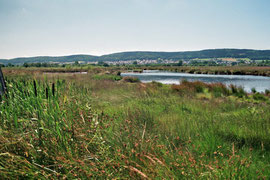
[1,67,270,179]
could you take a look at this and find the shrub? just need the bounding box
[265,89,270,95]
[193,81,205,93]
[93,74,122,81]
[253,92,267,101]
[172,80,207,95]
[251,87,257,93]
[180,80,207,93]
[151,81,163,87]
[230,84,238,94]
[209,83,229,97]
[227,84,248,98]
[122,76,141,83]
[171,84,189,94]
[236,86,247,98]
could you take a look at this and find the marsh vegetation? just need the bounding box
[1,67,270,179]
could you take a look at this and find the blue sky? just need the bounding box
[0,0,269,59]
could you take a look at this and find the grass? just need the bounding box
[1,68,270,179]
[0,77,114,178]
[92,74,122,81]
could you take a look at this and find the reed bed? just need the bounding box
[0,77,115,178]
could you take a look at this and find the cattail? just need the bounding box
[46,87,49,99]
[33,80,37,97]
[52,83,55,96]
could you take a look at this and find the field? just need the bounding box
[1,67,270,179]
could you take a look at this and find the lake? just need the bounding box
[121,70,270,92]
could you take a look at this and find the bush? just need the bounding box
[172,80,207,95]
[93,74,122,81]
[236,87,247,98]
[251,87,257,93]
[265,89,270,95]
[230,84,238,94]
[253,92,267,101]
[122,76,141,83]
[193,82,205,93]
[229,84,247,97]
[151,81,163,87]
[181,80,207,93]
[209,83,229,97]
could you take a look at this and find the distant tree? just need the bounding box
[23,63,29,67]
[103,63,109,67]
[35,63,42,67]
[133,61,138,65]
[177,60,183,66]
[97,61,109,67]
[190,60,198,66]
[98,61,104,66]
[231,62,237,66]
[7,63,14,67]
[238,60,245,64]
[42,63,48,67]
[74,61,79,66]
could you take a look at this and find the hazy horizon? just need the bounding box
[1,0,270,59]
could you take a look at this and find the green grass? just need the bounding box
[90,80,270,179]
[1,70,270,179]
[92,74,122,81]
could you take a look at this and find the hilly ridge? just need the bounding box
[1,49,270,65]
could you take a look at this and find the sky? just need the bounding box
[0,0,270,59]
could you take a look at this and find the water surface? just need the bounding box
[121,70,270,92]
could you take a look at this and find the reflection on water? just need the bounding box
[121,70,270,92]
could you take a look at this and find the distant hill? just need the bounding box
[0,55,98,65]
[1,49,270,65]
[100,49,270,61]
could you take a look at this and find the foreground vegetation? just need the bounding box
[1,67,270,179]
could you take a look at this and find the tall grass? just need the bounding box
[0,77,115,178]
[92,79,270,179]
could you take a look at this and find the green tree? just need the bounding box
[23,63,29,68]
[177,60,183,66]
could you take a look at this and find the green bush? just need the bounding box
[151,81,163,87]
[209,83,230,97]
[229,84,246,98]
[251,87,257,93]
[93,74,122,81]
[253,92,267,101]
[122,76,141,83]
